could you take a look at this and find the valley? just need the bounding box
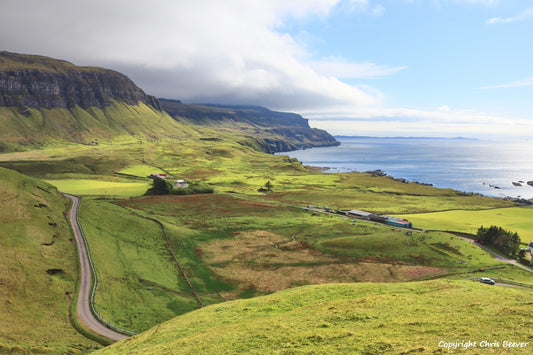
[2,136,532,353]
[1,51,532,354]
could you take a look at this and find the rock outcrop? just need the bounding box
[0,51,160,111]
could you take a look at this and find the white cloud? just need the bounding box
[480,76,533,89]
[372,4,387,16]
[437,105,451,112]
[0,0,391,112]
[486,7,533,25]
[460,0,499,5]
[306,107,533,138]
[428,0,500,8]
[339,0,386,15]
[442,0,500,5]
[309,58,407,79]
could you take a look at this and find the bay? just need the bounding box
[279,136,533,199]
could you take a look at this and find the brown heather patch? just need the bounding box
[200,230,335,265]
[199,230,448,298]
[119,194,275,216]
[215,263,448,297]
[405,266,447,279]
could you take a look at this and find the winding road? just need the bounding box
[64,193,129,342]
[457,235,533,273]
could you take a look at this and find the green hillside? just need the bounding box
[0,51,103,73]
[0,102,194,151]
[0,167,99,353]
[96,280,532,354]
[160,99,339,153]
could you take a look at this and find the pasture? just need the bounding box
[408,207,533,242]
[45,178,150,197]
[97,280,533,355]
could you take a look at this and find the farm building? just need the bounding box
[174,179,188,188]
[149,173,168,178]
[381,216,412,228]
[384,218,412,228]
[348,209,413,228]
[348,210,377,220]
[522,241,533,256]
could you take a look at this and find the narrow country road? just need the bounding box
[458,235,533,273]
[64,193,129,342]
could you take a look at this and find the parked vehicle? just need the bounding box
[480,277,495,285]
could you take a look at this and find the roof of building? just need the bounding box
[348,210,374,217]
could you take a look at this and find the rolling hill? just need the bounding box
[96,280,533,354]
[0,167,99,353]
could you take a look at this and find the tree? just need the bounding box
[476,225,521,258]
[146,176,172,195]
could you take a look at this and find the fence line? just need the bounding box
[125,209,205,308]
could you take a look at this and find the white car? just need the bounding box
[480,277,495,285]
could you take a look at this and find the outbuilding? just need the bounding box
[174,179,188,188]
[348,210,377,220]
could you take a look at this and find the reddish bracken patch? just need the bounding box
[194,247,204,257]
[356,256,405,264]
[406,266,447,279]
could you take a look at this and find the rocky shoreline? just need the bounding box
[313,167,533,205]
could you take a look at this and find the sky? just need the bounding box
[1,0,532,138]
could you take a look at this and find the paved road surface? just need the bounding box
[64,193,128,342]
[458,235,533,273]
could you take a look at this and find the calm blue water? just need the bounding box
[279,136,533,199]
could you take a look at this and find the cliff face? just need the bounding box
[0,52,338,154]
[160,99,339,153]
[0,51,160,111]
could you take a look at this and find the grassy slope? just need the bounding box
[78,199,215,333]
[0,101,194,150]
[96,280,533,354]
[0,51,105,73]
[0,167,99,353]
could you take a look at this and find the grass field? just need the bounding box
[45,178,150,197]
[408,207,533,241]
[115,193,528,300]
[78,199,213,333]
[96,279,533,354]
[0,168,99,353]
[116,164,167,178]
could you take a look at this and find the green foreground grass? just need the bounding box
[0,168,99,353]
[78,199,209,333]
[97,280,533,354]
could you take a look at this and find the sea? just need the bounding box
[278,136,533,200]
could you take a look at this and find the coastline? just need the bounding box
[279,136,533,202]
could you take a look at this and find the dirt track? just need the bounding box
[64,193,128,342]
